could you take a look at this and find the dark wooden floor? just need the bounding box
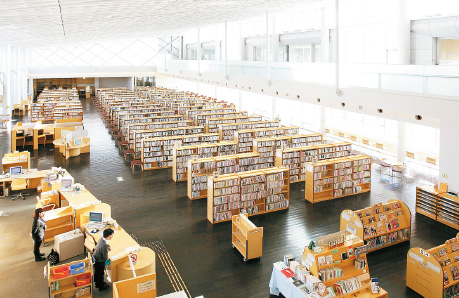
[0,98,456,297]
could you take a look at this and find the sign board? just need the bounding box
[129,253,138,265]
[137,280,156,293]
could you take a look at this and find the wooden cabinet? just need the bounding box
[231,214,263,262]
[43,206,74,243]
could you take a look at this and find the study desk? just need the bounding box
[11,123,34,152]
[54,138,90,159]
[82,223,156,283]
[0,170,48,198]
[60,189,101,228]
[1,151,30,172]
[33,123,55,150]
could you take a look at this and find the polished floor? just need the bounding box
[0,99,457,298]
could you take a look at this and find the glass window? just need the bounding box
[439,39,459,65]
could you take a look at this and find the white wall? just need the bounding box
[99,77,133,89]
[439,100,459,191]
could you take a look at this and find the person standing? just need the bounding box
[93,228,114,291]
[30,208,46,261]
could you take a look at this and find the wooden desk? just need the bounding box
[79,203,112,226]
[82,223,155,283]
[11,123,34,152]
[65,138,90,159]
[60,189,101,228]
[12,104,25,116]
[33,123,55,150]
[1,151,30,172]
[0,170,48,197]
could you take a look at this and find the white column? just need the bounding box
[224,21,228,78]
[28,78,34,99]
[266,11,270,80]
[439,101,459,190]
[272,17,279,62]
[197,27,201,75]
[397,0,410,64]
[94,77,100,89]
[320,106,327,135]
[3,45,11,113]
[271,96,277,121]
[396,121,408,163]
[320,5,330,63]
[22,49,28,101]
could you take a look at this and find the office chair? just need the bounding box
[11,178,30,201]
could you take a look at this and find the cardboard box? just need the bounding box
[54,229,84,261]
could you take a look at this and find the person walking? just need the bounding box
[30,208,46,261]
[93,228,114,291]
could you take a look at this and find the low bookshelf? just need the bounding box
[302,232,387,297]
[340,199,411,253]
[207,167,290,223]
[305,155,371,203]
[416,185,459,230]
[48,253,93,298]
[406,233,459,298]
[232,214,263,262]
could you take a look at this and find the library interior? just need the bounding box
[2,0,459,297]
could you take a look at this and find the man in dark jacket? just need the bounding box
[93,228,114,291]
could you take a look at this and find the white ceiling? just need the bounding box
[0,0,310,49]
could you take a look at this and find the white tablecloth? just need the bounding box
[269,263,308,298]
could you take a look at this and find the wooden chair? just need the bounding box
[36,129,47,146]
[118,140,129,152]
[11,178,30,201]
[131,160,142,171]
[124,149,135,161]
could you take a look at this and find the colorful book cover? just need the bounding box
[385,221,392,232]
[383,204,391,212]
[451,242,459,253]
[318,256,326,267]
[378,213,387,221]
[326,255,334,265]
[445,257,452,266]
[368,216,376,224]
[444,270,449,286]
[439,247,448,257]
[281,268,296,278]
[391,218,399,229]
[377,222,385,234]
[392,202,400,209]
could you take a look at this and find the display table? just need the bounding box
[269,262,307,298]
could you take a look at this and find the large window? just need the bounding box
[407,123,440,155]
[439,39,459,65]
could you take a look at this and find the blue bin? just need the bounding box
[69,262,85,275]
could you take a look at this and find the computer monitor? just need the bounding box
[10,166,22,175]
[89,212,103,223]
[60,178,73,188]
[74,138,82,146]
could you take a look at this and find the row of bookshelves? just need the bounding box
[207,167,290,223]
[187,153,278,199]
[218,120,280,141]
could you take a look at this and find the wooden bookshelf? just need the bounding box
[207,167,289,223]
[340,199,411,253]
[305,155,371,203]
[232,214,263,262]
[406,233,459,298]
[48,253,93,298]
[172,141,237,182]
[234,126,301,153]
[253,138,276,168]
[416,185,459,230]
[218,120,279,141]
[302,234,387,297]
[276,142,351,184]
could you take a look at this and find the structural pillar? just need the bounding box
[320,106,327,135]
[397,0,410,64]
[271,96,277,121]
[396,121,408,163]
[3,45,11,113]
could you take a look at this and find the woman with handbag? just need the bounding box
[29,208,47,261]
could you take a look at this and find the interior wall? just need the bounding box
[99,77,133,89]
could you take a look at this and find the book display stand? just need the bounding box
[340,199,411,253]
[302,232,388,297]
[406,233,459,298]
[416,185,459,230]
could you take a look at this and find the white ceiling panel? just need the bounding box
[0,0,311,48]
